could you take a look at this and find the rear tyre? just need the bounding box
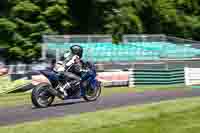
[31,83,55,108]
[83,81,101,101]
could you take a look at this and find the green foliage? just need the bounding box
[0,18,17,46]
[11,1,41,21]
[0,0,71,62]
[0,18,17,32]
[44,3,71,33]
[8,46,25,59]
[1,0,200,61]
[103,1,143,42]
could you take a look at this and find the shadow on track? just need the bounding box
[32,100,86,109]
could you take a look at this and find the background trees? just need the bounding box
[0,0,200,61]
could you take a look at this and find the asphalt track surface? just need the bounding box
[1,89,200,127]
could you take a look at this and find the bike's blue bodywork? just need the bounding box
[39,63,98,100]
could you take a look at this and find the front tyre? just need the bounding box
[31,83,55,108]
[83,81,101,101]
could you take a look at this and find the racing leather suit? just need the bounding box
[62,55,86,94]
[54,54,90,96]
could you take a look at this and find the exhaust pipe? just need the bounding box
[48,87,65,100]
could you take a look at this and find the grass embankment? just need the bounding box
[1,97,200,133]
[0,76,30,95]
[0,84,191,108]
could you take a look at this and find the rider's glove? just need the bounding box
[80,69,88,73]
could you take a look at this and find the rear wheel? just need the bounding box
[83,81,101,101]
[31,83,55,108]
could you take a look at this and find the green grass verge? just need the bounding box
[0,84,191,108]
[0,76,31,95]
[102,84,191,96]
[1,97,200,132]
[0,93,31,107]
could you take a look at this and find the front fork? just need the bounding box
[80,81,85,97]
[80,78,98,97]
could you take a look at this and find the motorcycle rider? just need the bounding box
[55,45,87,96]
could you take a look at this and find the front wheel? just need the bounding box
[31,83,55,108]
[83,81,101,101]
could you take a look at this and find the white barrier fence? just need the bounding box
[3,63,200,87]
[184,67,200,85]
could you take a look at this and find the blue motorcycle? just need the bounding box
[31,61,101,108]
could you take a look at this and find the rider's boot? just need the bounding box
[60,82,71,97]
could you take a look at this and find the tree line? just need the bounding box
[0,0,200,62]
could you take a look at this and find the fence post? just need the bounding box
[128,68,135,87]
[184,67,190,86]
[56,48,60,62]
